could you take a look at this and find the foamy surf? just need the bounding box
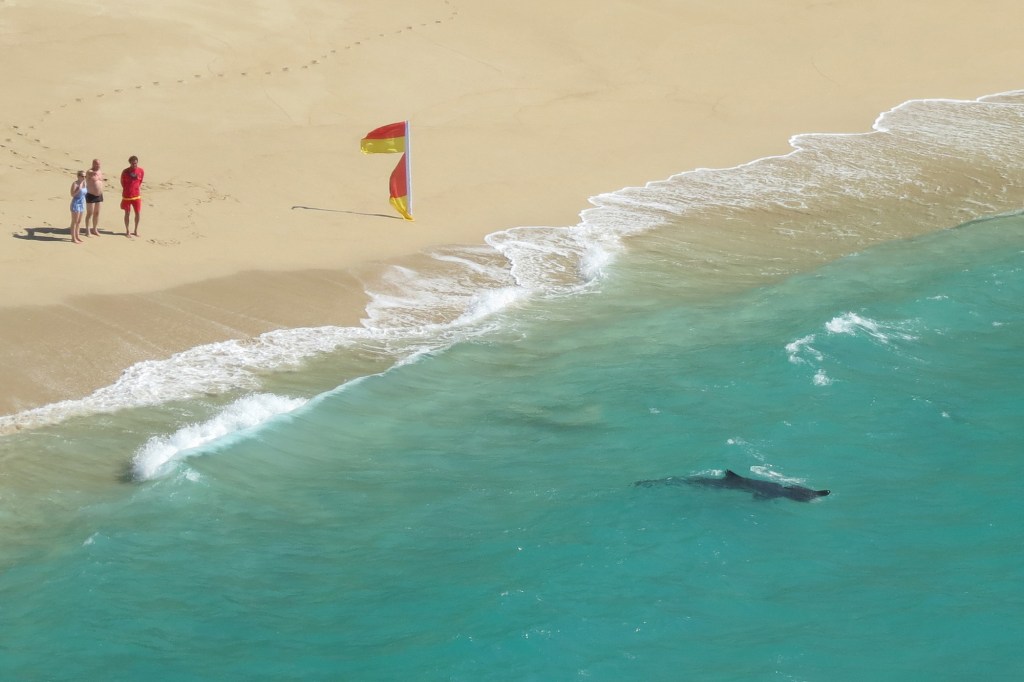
[786,312,921,387]
[0,326,369,435]
[825,312,919,344]
[129,393,307,482]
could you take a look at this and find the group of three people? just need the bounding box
[69,156,145,244]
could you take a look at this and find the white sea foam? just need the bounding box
[130,393,307,482]
[826,312,884,338]
[788,313,919,385]
[785,335,834,387]
[0,326,368,434]
[785,335,821,365]
[749,466,805,486]
[825,312,918,344]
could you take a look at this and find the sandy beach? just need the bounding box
[2,0,1023,417]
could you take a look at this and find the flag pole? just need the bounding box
[405,119,413,218]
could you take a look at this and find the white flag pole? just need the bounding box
[405,119,413,217]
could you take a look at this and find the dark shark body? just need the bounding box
[635,469,830,502]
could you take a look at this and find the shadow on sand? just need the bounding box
[13,227,116,242]
[13,226,70,242]
[14,209,397,244]
[291,205,401,220]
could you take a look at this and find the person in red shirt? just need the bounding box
[120,155,145,237]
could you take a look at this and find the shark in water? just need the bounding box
[634,469,831,502]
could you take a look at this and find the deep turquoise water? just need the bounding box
[3,215,1023,680]
[3,93,1024,679]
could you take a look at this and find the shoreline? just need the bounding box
[5,88,1023,426]
[5,0,1024,420]
[0,268,373,419]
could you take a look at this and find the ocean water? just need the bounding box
[3,93,1024,680]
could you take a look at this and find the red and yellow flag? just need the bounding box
[361,121,414,221]
[389,153,413,221]
[360,121,407,154]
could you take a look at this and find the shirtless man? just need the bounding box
[84,158,104,236]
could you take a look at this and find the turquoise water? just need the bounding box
[3,216,1023,680]
[4,93,1024,679]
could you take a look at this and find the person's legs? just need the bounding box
[90,203,100,235]
[86,202,101,235]
[122,200,141,236]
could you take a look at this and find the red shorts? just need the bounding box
[121,197,142,212]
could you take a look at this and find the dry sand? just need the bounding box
[3,0,1024,416]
